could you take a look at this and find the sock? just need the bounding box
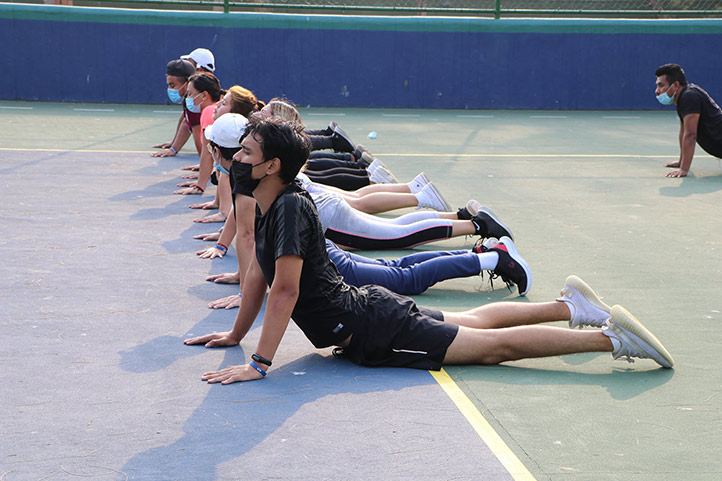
[475,251,499,271]
[413,191,424,207]
[603,331,621,353]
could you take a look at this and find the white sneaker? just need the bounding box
[369,165,398,184]
[557,275,611,328]
[415,182,451,212]
[603,305,674,368]
[408,172,430,193]
[368,158,392,174]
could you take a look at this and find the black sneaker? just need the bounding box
[331,124,355,152]
[471,206,514,241]
[488,236,532,296]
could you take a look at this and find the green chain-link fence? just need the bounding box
[22,0,722,17]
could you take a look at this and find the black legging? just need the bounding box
[304,167,370,191]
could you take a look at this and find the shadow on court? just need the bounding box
[2,103,720,481]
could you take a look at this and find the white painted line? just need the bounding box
[456,115,495,118]
[153,110,180,114]
[529,115,567,118]
[0,106,33,110]
[603,116,641,119]
[382,114,421,117]
[73,108,115,112]
[305,112,346,116]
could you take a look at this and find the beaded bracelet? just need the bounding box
[192,183,204,193]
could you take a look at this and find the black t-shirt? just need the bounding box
[254,182,363,348]
[676,84,722,158]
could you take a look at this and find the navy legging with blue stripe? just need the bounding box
[326,240,481,295]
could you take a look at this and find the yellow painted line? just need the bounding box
[382,153,681,158]
[431,368,536,481]
[0,147,169,154]
[0,147,683,158]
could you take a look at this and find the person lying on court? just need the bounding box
[183,118,674,383]
[205,235,531,312]
[654,63,722,178]
[152,59,202,159]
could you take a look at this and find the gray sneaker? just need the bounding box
[557,275,611,329]
[415,182,451,211]
[603,305,674,368]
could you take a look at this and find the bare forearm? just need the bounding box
[217,210,237,247]
[171,117,191,152]
[236,234,255,291]
[229,271,266,341]
[253,288,299,364]
[680,133,696,171]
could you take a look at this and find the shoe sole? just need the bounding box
[332,126,355,152]
[477,206,514,241]
[563,275,611,328]
[426,182,451,212]
[609,305,675,368]
[496,236,532,296]
[465,199,482,218]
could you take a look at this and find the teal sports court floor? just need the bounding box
[1,101,721,480]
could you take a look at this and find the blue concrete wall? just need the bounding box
[1,3,721,109]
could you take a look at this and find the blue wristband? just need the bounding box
[214,244,228,254]
[169,146,178,154]
[238,291,243,297]
[249,360,267,377]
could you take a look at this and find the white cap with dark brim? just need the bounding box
[204,113,248,148]
[181,48,216,72]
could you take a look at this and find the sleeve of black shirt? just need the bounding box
[271,193,312,261]
[678,89,703,119]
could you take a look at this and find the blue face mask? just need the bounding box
[185,95,202,113]
[214,161,230,176]
[656,85,677,105]
[167,88,183,104]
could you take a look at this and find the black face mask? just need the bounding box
[231,160,269,193]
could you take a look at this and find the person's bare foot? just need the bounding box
[193,212,227,223]
[206,271,240,284]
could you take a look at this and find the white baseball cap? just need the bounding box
[181,48,216,72]
[204,113,248,148]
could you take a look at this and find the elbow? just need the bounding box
[273,285,300,305]
[238,229,255,247]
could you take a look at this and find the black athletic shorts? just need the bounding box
[342,286,458,371]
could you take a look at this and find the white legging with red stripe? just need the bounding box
[308,188,454,250]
